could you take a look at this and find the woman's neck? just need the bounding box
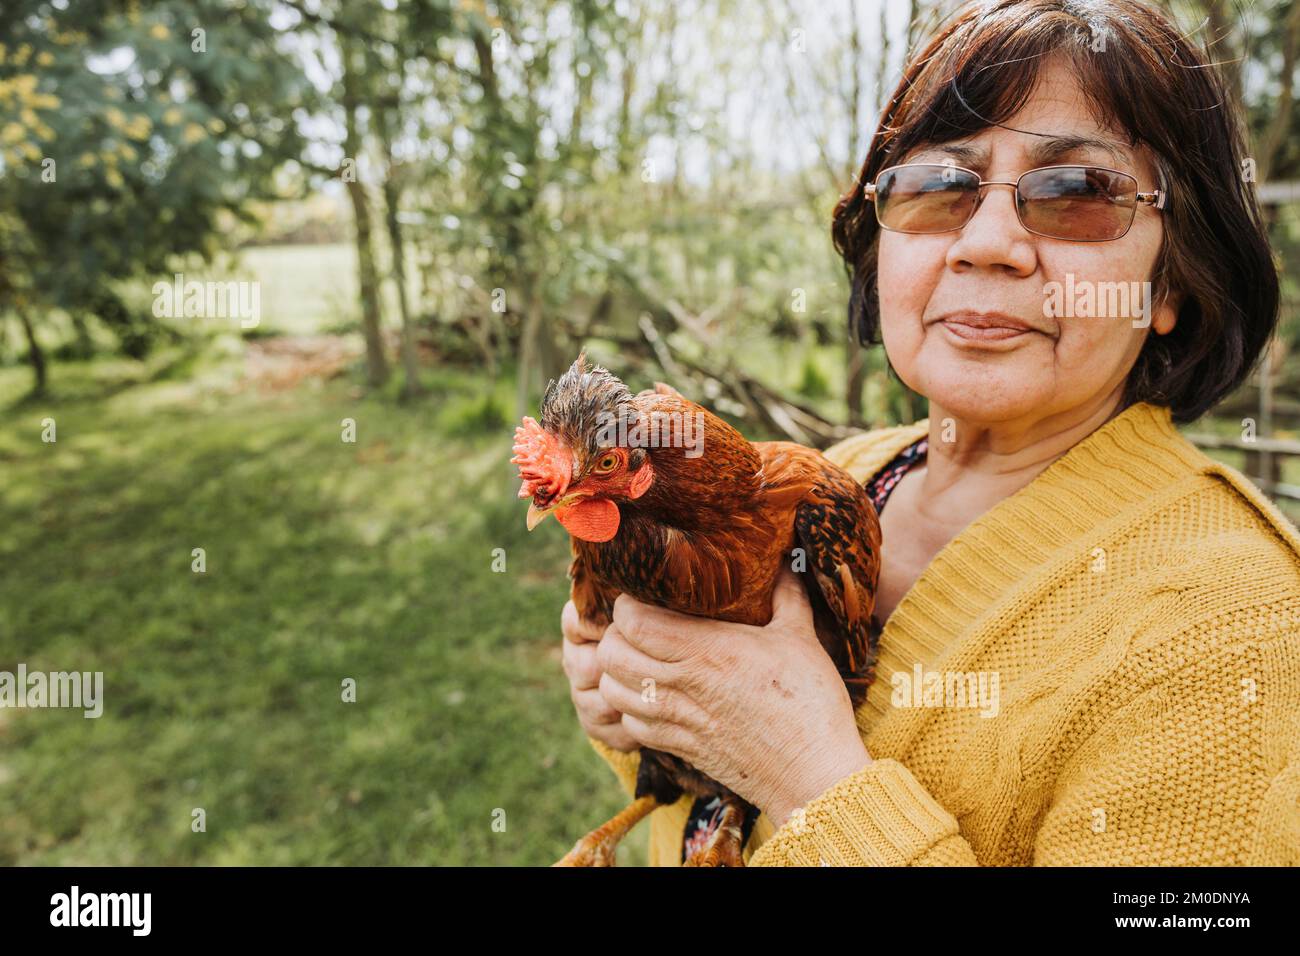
[915,385,1129,533]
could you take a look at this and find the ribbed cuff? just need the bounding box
[587,736,641,798]
[748,758,965,866]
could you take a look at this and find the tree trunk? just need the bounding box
[374,102,422,398]
[383,175,421,398]
[1256,0,1300,182]
[845,341,866,429]
[16,305,47,396]
[70,311,95,359]
[515,276,549,419]
[1204,1,1243,113]
[905,0,921,59]
[340,33,389,388]
[616,31,638,176]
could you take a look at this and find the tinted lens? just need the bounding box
[1017,166,1138,240]
[875,164,980,234]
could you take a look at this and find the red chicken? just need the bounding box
[514,353,883,866]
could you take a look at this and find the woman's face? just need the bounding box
[877,58,1176,426]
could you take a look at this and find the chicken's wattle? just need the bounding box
[555,497,620,542]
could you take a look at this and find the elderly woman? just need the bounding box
[562,0,1300,865]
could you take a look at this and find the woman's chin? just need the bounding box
[910,368,1048,424]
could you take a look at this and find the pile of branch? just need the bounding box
[240,334,361,394]
[601,326,855,448]
[585,245,858,447]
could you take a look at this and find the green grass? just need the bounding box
[0,350,647,865]
[232,243,361,334]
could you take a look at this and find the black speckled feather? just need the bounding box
[536,357,883,812]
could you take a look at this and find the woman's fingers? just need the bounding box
[594,622,677,692]
[562,630,603,691]
[560,600,640,752]
[561,599,608,644]
[572,684,622,725]
[573,685,638,751]
[587,719,639,753]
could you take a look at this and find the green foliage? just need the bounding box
[444,391,510,437]
[0,0,316,359]
[797,353,830,400]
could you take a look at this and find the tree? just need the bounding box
[0,0,314,393]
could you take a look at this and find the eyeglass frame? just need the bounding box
[862,161,1169,242]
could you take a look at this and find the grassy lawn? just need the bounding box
[231,243,362,335]
[221,242,424,337]
[0,347,647,865]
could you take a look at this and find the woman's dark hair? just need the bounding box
[833,0,1279,424]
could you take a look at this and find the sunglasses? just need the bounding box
[864,163,1168,242]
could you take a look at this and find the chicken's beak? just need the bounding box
[528,491,585,530]
[526,501,551,531]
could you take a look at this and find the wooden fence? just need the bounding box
[1183,431,1300,502]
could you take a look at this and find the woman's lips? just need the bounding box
[939,319,1034,343]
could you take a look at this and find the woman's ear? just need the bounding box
[1153,287,1183,335]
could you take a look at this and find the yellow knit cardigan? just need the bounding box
[587,400,1300,865]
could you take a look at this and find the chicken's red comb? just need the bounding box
[510,416,571,500]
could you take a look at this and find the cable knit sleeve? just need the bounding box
[750,550,1300,867]
[591,733,983,866]
[748,758,979,866]
[749,626,1300,867]
[1029,622,1300,866]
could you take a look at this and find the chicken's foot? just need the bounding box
[682,796,748,867]
[552,795,659,867]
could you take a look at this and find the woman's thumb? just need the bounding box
[769,565,813,628]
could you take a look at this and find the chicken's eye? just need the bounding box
[592,452,620,475]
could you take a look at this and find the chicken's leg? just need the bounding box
[682,794,750,867]
[552,795,660,867]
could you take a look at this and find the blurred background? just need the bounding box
[0,0,1296,865]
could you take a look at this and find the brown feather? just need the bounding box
[539,362,883,813]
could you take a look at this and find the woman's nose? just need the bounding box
[944,183,1037,275]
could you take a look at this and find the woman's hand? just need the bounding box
[560,598,638,753]
[595,566,873,827]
